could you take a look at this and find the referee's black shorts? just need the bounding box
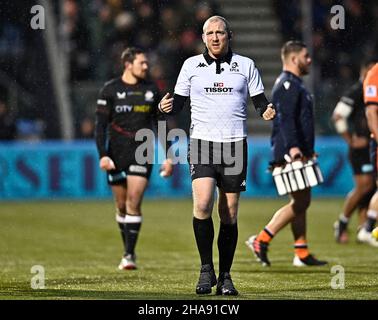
[188,138,247,193]
[349,146,374,175]
[106,140,153,185]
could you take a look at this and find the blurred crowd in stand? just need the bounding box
[1,0,377,139]
[274,0,378,128]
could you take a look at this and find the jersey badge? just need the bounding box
[283,81,291,90]
[117,92,126,99]
[230,61,239,72]
[365,85,377,98]
[145,90,154,102]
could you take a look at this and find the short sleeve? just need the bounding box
[174,60,191,97]
[364,66,378,105]
[248,60,264,97]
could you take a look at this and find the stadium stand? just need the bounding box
[0,0,378,138]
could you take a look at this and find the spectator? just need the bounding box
[61,0,91,81]
[0,100,16,140]
[77,117,95,139]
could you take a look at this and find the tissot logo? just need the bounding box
[196,62,207,68]
[204,82,233,94]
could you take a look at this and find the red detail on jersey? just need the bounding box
[111,123,136,138]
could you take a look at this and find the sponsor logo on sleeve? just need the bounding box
[97,99,107,105]
[365,85,377,98]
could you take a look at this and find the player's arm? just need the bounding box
[277,84,302,159]
[366,104,378,143]
[364,72,378,143]
[332,97,353,145]
[95,85,115,171]
[251,93,276,120]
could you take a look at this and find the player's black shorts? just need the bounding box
[188,138,247,193]
[349,146,375,175]
[106,140,153,185]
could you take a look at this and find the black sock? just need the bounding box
[125,217,142,255]
[217,222,238,273]
[365,217,376,232]
[117,222,127,255]
[338,219,348,234]
[193,217,214,268]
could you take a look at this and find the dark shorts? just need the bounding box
[188,138,247,193]
[107,141,153,185]
[349,146,375,175]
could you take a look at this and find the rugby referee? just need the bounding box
[159,16,275,295]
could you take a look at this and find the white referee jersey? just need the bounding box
[174,51,264,142]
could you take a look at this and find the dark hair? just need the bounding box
[121,47,144,66]
[281,40,307,60]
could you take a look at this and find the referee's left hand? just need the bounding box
[262,103,276,120]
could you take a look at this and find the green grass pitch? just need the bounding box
[0,198,377,300]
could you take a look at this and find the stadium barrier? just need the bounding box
[0,137,352,200]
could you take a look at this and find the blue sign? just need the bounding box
[0,137,353,200]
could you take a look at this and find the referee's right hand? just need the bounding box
[158,93,174,113]
[262,103,276,120]
[99,156,116,171]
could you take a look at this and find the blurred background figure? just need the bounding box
[332,60,377,244]
[0,99,16,140]
[77,116,95,139]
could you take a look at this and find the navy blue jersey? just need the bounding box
[271,71,314,163]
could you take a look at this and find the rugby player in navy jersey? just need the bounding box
[246,41,327,267]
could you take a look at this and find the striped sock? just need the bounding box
[125,214,142,256]
[256,227,274,243]
[116,214,127,255]
[294,240,309,259]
